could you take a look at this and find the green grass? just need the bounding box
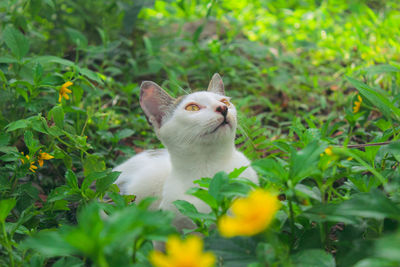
[1,0,400,266]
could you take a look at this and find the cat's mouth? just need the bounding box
[208,119,231,135]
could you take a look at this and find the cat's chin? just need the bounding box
[203,121,233,137]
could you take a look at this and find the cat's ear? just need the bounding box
[207,73,225,95]
[140,81,175,129]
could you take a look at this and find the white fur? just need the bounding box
[114,76,258,231]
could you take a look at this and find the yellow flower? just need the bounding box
[149,235,215,267]
[59,81,73,102]
[324,146,333,156]
[353,94,362,113]
[20,152,38,173]
[218,189,281,238]
[38,151,54,167]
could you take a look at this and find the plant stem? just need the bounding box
[288,196,296,250]
[2,222,15,267]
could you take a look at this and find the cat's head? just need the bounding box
[139,74,237,148]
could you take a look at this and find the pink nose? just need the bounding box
[216,105,228,117]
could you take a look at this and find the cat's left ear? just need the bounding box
[207,73,225,95]
[140,81,175,129]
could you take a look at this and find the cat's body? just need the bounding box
[114,74,257,230]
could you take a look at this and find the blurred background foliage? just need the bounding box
[1,0,400,266]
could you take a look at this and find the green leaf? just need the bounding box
[78,67,103,84]
[5,119,28,132]
[174,200,214,222]
[35,56,75,67]
[363,64,400,75]
[345,76,400,120]
[209,172,229,203]
[206,235,257,267]
[187,187,218,210]
[0,133,10,146]
[95,171,120,194]
[0,56,18,63]
[374,231,400,262]
[49,105,65,128]
[116,129,135,139]
[289,141,324,184]
[252,158,288,183]
[65,170,79,189]
[0,198,16,223]
[24,131,33,147]
[303,189,400,223]
[291,249,335,267]
[20,230,78,256]
[66,27,88,48]
[83,154,106,177]
[2,26,30,60]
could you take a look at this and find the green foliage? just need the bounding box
[1,0,400,266]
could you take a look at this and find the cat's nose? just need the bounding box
[216,105,228,117]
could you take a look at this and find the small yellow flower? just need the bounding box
[218,189,281,238]
[353,94,362,113]
[20,152,38,173]
[38,151,54,167]
[59,81,73,102]
[149,235,215,267]
[324,146,333,156]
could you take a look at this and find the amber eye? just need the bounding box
[185,103,200,111]
[220,99,230,106]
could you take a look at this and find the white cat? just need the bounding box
[114,74,258,230]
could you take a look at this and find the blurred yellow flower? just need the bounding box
[20,152,38,173]
[353,94,362,113]
[324,146,333,156]
[38,151,54,167]
[218,189,281,238]
[149,235,215,267]
[59,81,73,102]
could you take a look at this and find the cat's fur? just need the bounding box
[114,74,258,230]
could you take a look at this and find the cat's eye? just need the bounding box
[220,99,231,106]
[185,103,200,111]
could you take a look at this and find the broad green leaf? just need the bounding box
[345,76,400,120]
[363,64,400,75]
[65,170,79,189]
[35,56,75,67]
[209,172,229,203]
[303,189,400,223]
[49,105,65,128]
[291,249,335,267]
[52,256,84,267]
[5,119,28,132]
[187,187,218,210]
[83,154,106,177]
[115,129,135,139]
[66,27,88,48]
[0,198,16,223]
[78,67,103,84]
[0,56,18,63]
[252,158,288,183]
[3,26,30,60]
[24,130,34,150]
[353,258,397,267]
[374,231,400,262]
[96,171,120,194]
[20,230,78,256]
[289,141,324,184]
[206,235,257,267]
[0,133,10,146]
[173,200,214,221]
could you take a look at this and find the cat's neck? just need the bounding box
[166,139,236,174]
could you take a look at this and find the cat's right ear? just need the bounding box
[140,81,175,129]
[207,73,225,95]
